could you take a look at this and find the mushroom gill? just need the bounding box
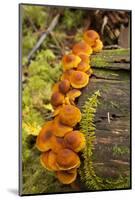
[56,169,77,184]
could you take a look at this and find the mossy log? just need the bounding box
[78,48,131,184]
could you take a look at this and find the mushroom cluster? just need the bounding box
[36,30,103,184]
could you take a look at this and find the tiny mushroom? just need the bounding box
[56,169,77,184]
[66,89,81,104]
[36,121,54,152]
[72,40,93,55]
[62,53,81,70]
[83,30,100,46]
[77,52,90,64]
[77,61,90,72]
[40,151,52,171]
[59,79,70,94]
[53,116,73,137]
[51,91,65,107]
[92,39,103,53]
[61,69,73,81]
[40,150,60,171]
[69,70,89,89]
[50,135,66,153]
[59,105,81,127]
[64,131,86,152]
[56,148,80,170]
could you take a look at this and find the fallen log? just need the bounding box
[78,48,131,186]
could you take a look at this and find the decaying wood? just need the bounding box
[78,48,130,181]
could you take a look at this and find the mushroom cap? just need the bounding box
[92,39,103,52]
[47,151,60,171]
[72,40,93,55]
[36,121,54,152]
[56,148,80,170]
[59,79,70,94]
[77,53,90,64]
[70,70,89,89]
[51,135,66,153]
[83,30,100,46]
[53,116,73,137]
[77,61,90,72]
[67,89,81,103]
[59,105,81,127]
[51,91,65,107]
[61,70,73,81]
[62,54,81,70]
[40,151,60,171]
[56,169,77,184]
[64,131,86,152]
[40,151,52,171]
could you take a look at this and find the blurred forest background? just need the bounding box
[21,4,130,195]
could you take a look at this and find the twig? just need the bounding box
[107,112,111,124]
[27,14,60,63]
[50,31,65,55]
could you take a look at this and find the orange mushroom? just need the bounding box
[64,131,86,152]
[92,39,103,52]
[61,69,73,81]
[66,89,81,104]
[77,53,90,64]
[72,40,93,55]
[51,91,64,107]
[40,151,52,171]
[51,135,66,153]
[53,116,73,137]
[56,148,80,170]
[36,121,54,152]
[59,79,70,94]
[56,169,77,184]
[77,61,90,72]
[69,70,89,89]
[40,150,60,171]
[59,105,81,127]
[83,30,100,46]
[62,53,81,70]
[52,82,60,93]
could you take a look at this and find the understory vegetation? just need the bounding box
[21,5,130,194]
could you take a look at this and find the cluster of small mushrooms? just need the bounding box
[36,30,103,184]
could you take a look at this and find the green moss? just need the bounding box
[62,9,85,30]
[102,49,129,56]
[91,56,110,67]
[91,49,129,68]
[112,145,130,157]
[79,90,103,190]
